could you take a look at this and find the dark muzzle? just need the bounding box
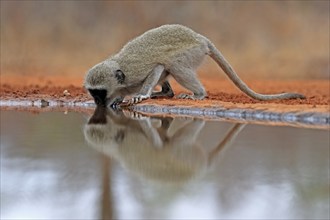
[88,89,107,106]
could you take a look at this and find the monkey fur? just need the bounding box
[84,24,305,107]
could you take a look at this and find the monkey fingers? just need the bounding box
[110,97,124,109]
[176,93,196,100]
[127,94,149,105]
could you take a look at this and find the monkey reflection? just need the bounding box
[84,106,245,184]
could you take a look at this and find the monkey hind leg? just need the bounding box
[151,81,174,99]
[171,67,206,100]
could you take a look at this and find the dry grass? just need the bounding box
[1,1,329,80]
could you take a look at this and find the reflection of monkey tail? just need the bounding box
[208,123,246,166]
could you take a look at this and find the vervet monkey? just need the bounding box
[84,24,305,107]
[83,106,246,183]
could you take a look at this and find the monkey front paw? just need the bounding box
[110,97,124,109]
[126,94,149,105]
[176,93,195,100]
[176,93,206,100]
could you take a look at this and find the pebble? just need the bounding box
[63,90,70,96]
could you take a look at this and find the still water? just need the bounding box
[1,108,329,220]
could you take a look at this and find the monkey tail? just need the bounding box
[207,41,305,100]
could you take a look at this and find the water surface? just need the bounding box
[1,109,329,219]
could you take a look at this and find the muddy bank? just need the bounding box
[1,76,329,129]
[1,76,329,109]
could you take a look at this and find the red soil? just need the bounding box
[1,75,329,113]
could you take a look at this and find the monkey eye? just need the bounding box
[115,70,125,84]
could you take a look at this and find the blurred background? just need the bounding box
[1,1,329,80]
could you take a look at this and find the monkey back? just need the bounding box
[111,24,203,77]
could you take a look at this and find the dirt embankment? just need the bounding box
[0,75,329,113]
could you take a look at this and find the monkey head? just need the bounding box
[84,60,126,106]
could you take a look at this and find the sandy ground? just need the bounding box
[0,75,329,113]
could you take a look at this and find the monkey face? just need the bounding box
[84,60,126,106]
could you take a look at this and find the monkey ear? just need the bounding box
[115,70,125,84]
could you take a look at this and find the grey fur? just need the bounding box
[84,24,305,106]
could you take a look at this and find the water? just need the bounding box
[1,108,329,220]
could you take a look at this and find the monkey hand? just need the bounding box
[109,97,124,109]
[125,94,149,105]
